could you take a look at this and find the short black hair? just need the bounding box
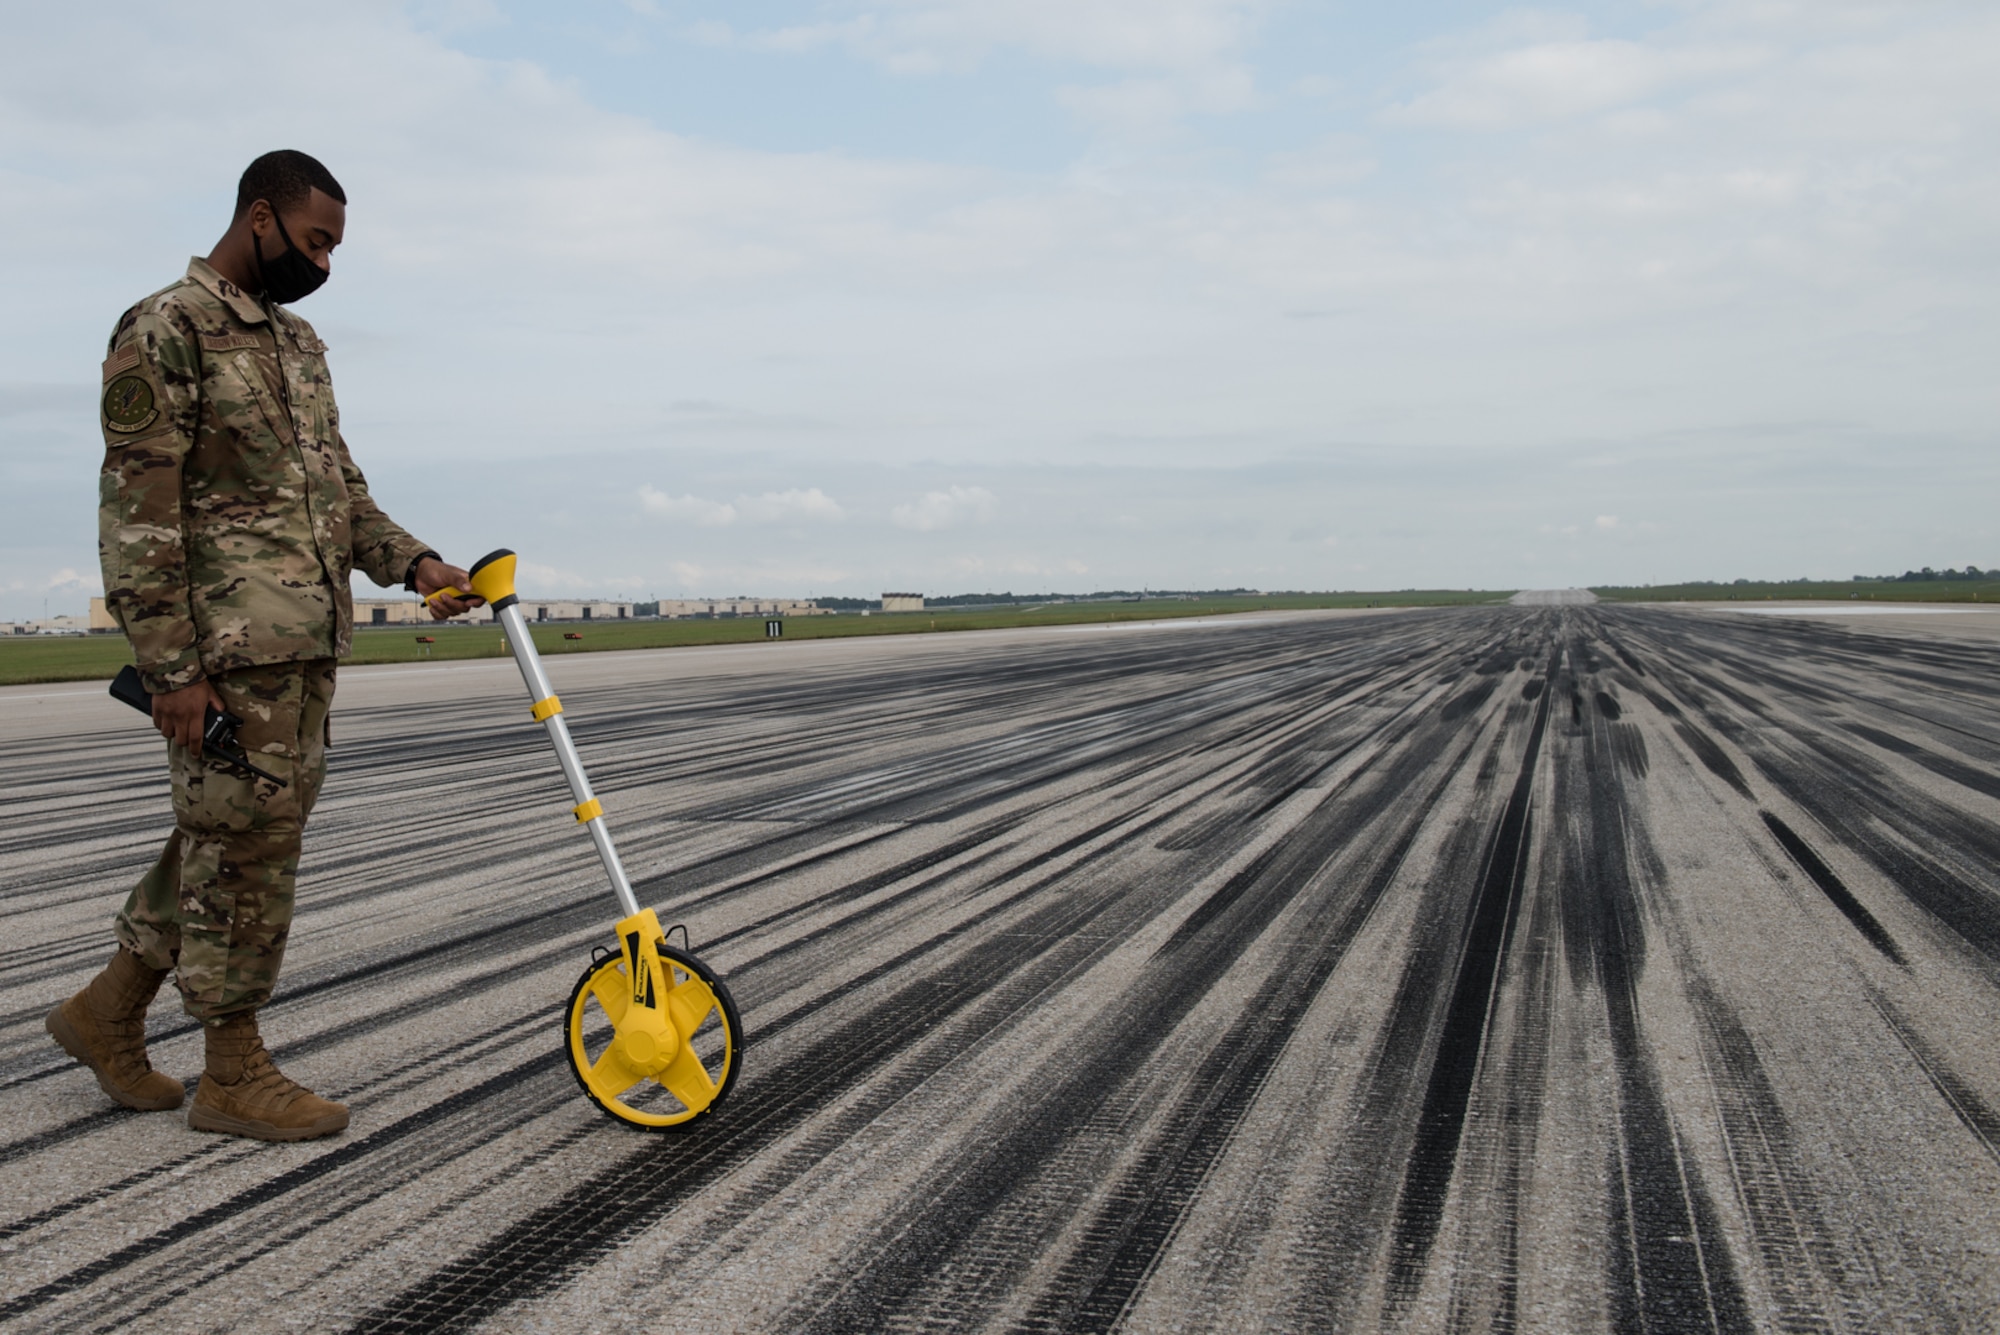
[234,150,346,219]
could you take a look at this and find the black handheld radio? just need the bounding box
[109,665,288,787]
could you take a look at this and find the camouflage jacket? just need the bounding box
[99,257,433,692]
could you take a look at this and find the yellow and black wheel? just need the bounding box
[563,943,743,1130]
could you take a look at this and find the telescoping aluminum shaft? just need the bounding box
[445,549,642,921]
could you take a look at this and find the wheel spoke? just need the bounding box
[587,963,632,1027]
[658,1042,718,1110]
[664,975,719,1041]
[587,1043,644,1099]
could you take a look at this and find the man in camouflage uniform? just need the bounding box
[47,150,480,1142]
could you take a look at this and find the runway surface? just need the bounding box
[3,604,1998,1333]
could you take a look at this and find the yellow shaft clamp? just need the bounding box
[531,695,563,721]
[573,798,604,823]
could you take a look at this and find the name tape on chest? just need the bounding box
[199,332,262,353]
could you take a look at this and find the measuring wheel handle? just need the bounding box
[447,549,745,1129]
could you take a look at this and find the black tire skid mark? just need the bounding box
[774,637,1515,1335]
[1375,636,1560,1324]
[1864,987,2000,1162]
[565,812,1211,1301]
[1591,611,1961,1329]
[0,1047,572,1324]
[1841,723,2000,803]
[344,835,1196,1335]
[1441,829,1560,1335]
[1,1009,560,1308]
[1682,976,1894,1334]
[697,636,1427,829]
[1758,812,1906,965]
[9,672,1224,1099]
[0,628,1446,1190]
[1686,615,2000,714]
[63,1082,591,1335]
[933,630,1533,1330]
[0,611,1736,1327]
[717,642,1475,1015]
[1613,610,2000,750]
[1606,613,2000,965]
[1382,688,1550,1311]
[1548,619,1754,1335]
[0,891,607,1096]
[1609,608,1998,752]
[0,1000,554,1172]
[1439,628,1616,1334]
[1727,718,2000,964]
[732,800,1204,1048]
[105,803,1184,1327]
[0,768,1168,1176]
[333,632,1188,791]
[1007,697,1483,1334]
[0,1141,234,1242]
[1211,642,1481,829]
[1282,636,1557,1332]
[287,626,1372,927]
[1671,721,1753,799]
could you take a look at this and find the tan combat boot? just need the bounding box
[46,949,185,1111]
[188,1013,348,1142]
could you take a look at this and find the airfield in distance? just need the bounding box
[2,600,1997,1332]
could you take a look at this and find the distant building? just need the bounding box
[352,598,638,626]
[516,601,634,623]
[652,598,829,618]
[881,592,925,612]
[1,614,95,636]
[352,598,433,627]
[345,595,844,626]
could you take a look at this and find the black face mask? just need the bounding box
[252,210,328,305]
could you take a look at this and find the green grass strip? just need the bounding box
[0,591,1510,687]
[1593,580,2000,604]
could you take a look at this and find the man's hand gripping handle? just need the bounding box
[109,665,288,787]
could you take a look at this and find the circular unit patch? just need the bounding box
[102,375,159,434]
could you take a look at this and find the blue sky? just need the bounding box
[3,0,1996,613]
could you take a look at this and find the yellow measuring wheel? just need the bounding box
[565,940,742,1127]
[434,550,745,1131]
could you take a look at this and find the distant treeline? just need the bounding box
[1860,566,1994,582]
[1646,566,1993,588]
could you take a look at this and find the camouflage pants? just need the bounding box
[115,660,336,1024]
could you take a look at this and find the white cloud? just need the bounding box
[641,486,844,526]
[517,560,595,592]
[1,568,92,596]
[640,487,738,527]
[701,0,1270,73]
[893,485,997,531]
[947,553,1090,579]
[661,558,854,592]
[1056,64,1257,133]
[1596,515,1619,530]
[1384,38,1765,129]
[736,487,846,523]
[697,1,1270,132]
